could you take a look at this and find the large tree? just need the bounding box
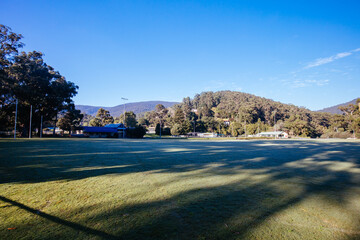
[90,108,114,127]
[155,104,168,126]
[0,25,24,129]
[123,111,137,127]
[8,51,78,136]
[57,106,83,135]
[172,107,185,125]
[0,25,23,102]
[1,25,79,136]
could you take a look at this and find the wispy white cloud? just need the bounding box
[282,70,330,89]
[284,79,330,88]
[304,48,359,69]
[276,48,359,90]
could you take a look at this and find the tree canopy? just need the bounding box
[0,25,79,136]
[57,106,83,134]
[89,108,114,127]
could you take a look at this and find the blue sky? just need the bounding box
[1,0,359,110]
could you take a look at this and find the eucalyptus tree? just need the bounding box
[57,106,83,134]
[0,25,23,129]
[8,51,78,136]
[1,25,79,136]
[90,108,114,127]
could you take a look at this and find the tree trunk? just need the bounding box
[53,113,57,136]
[37,117,41,137]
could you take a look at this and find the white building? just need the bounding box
[197,132,219,138]
[257,131,289,138]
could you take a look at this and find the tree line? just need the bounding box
[141,91,360,138]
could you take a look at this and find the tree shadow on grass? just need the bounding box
[87,151,359,239]
[1,139,360,239]
[0,195,118,239]
[1,139,360,184]
[2,172,359,239]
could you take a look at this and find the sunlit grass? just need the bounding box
[1,138,360,239]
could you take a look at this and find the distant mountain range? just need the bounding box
[76,97,359,117]
[76,101,179,117]
[317,98,359,114]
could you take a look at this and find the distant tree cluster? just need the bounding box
[0,25,81,136]
[80,108,146,138]
[142,91,360,138]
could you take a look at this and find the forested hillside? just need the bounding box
[142,91,360,138]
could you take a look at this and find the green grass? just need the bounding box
[1,138,360,239]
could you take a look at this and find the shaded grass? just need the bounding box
[0,138,360,239]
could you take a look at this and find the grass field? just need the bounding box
[1,138,360,240]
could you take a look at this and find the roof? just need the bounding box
[105,123,126,129]
[83,127,117,133]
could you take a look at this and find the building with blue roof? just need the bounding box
[82,123,126,138]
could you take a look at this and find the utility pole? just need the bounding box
[121,97,128,138]
[29,105,32,139]
[40,115,43,138]
[53,113,57,136]
[14,99,18,139]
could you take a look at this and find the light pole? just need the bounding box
[121,97,128,121]
[14,99,18,139]
[121,97,128,138]
[29,105,32,139]
[40,115,43,138]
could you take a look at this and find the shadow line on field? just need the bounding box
[1,140,360,184]
[0,195,117,240]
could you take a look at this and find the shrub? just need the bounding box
[155,124,171,136]
[320,131,353,139]
[126,125,147,138]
